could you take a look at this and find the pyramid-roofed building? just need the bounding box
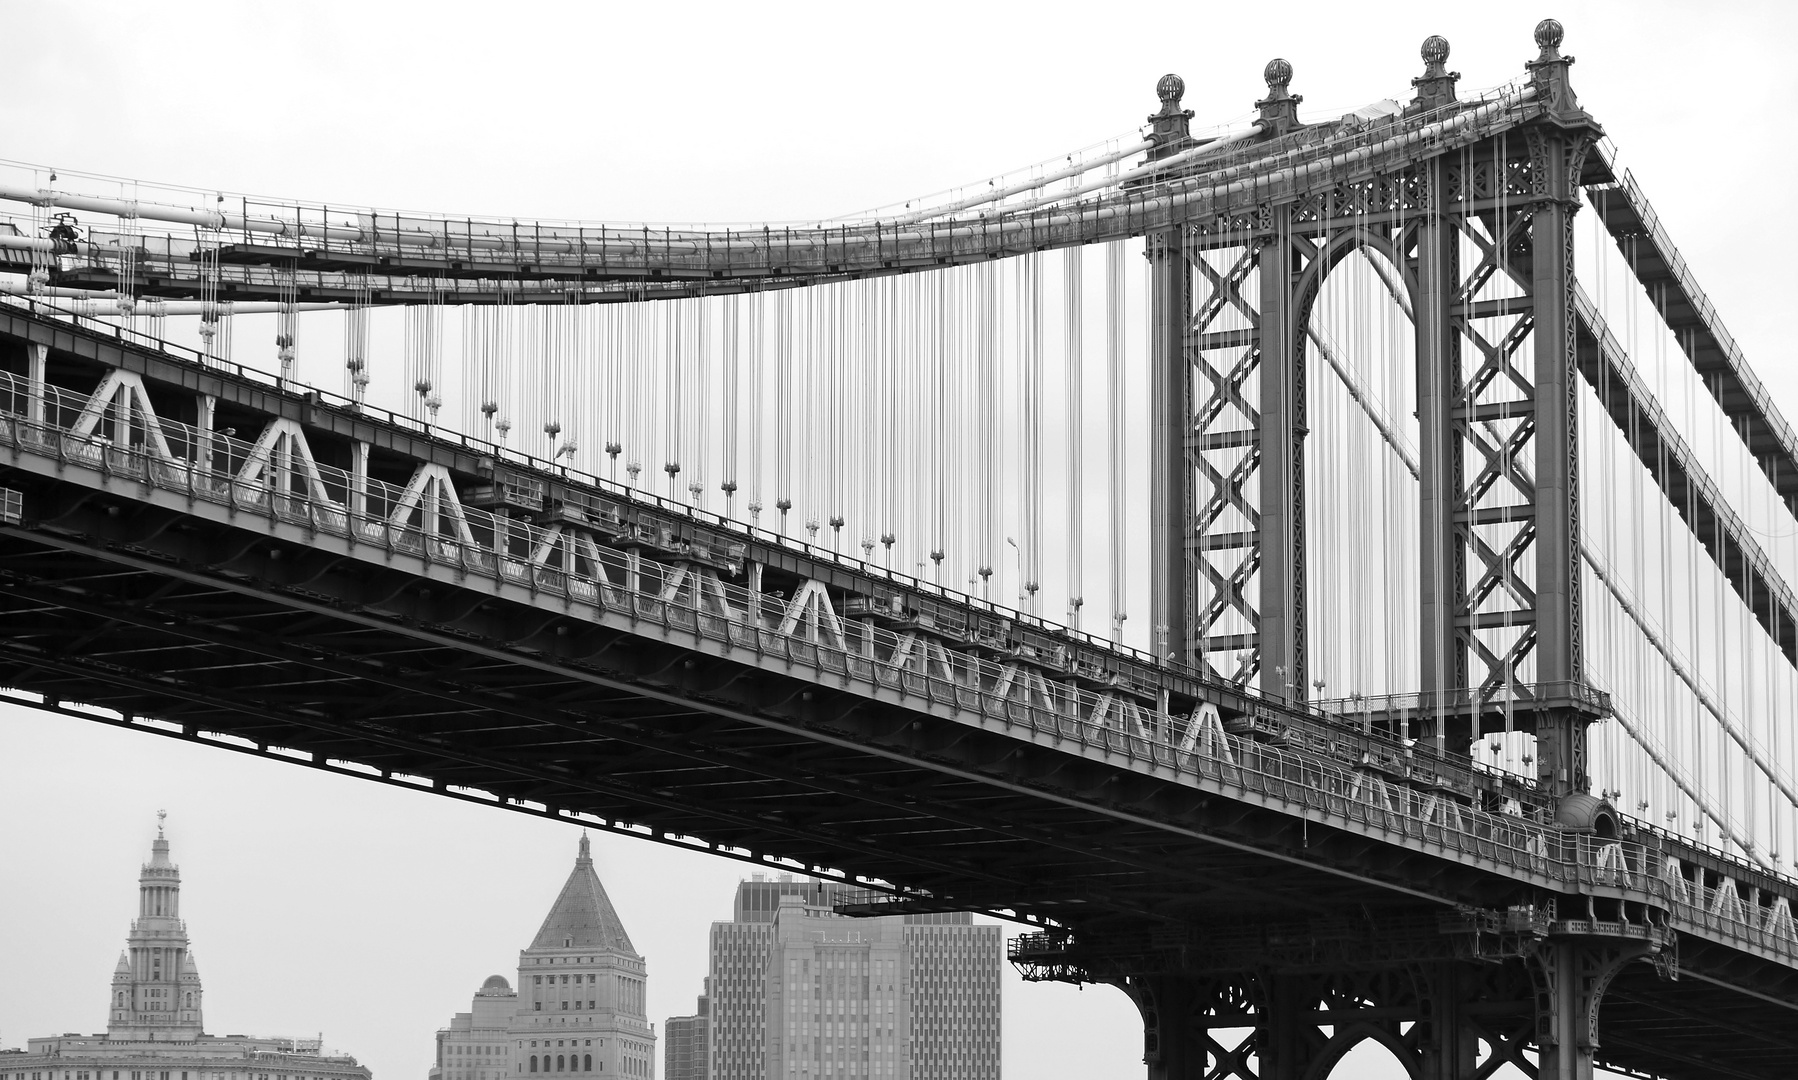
[529,834,636,954]
[431,835,654,1080]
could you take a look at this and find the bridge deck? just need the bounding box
[4,288,1798,1078]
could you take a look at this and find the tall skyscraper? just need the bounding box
[3,816,370,1080]
[434,836,655,1080]
[681,877,1000,1080]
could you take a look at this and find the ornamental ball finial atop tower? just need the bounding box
[1264,58,1293,94]
[1156,73,1185,109]
[1149,73,1193,147]
[1421,35,1450,66]
[1535,18,1564,56]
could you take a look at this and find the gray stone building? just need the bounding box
[433,837,654,1080]
[685,877,999,1080]
[660,986,708,1080]
[0,818,370,1080]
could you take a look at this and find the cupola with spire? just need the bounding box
[108,812,204,1040]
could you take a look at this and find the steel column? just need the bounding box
[1414,159,1466,742]
[1258,973,1318,1080]
[1530,129,1585,796]
[1417,961,1478,1080]
[27,342,46,429]
[1257,224,1303,701]
[1532,940,1647,1080]
[1138,975,1199,1080]
[1150,228,1192,666]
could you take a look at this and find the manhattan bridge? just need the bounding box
[3,19,1796,1080]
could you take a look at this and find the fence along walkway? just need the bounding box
[2,365,1796,967]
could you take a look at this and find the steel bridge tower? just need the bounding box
[1113,21,1633,1080]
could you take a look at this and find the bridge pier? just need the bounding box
[1017,905,1678,1080]
[1529,938,1654,1080]
[1128,973,1260,1080]
[1415,962,1479,1080]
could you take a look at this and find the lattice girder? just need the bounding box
[1145,61,1600,782]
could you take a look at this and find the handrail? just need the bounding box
[5,392,1798,965]
[0,293,1191,676]
[1585,141,1798,515]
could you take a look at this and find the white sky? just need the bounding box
[2,3,1795,1079]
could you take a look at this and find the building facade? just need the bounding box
[660,985,708,1080]
[432,837,655,1080]
[687,878,999,1080]
[0,819,370,1080]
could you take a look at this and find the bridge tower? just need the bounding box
[1102,21,1662,1080]
[1157,21,1607,797]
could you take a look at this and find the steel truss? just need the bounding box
[1159,35,1600,798]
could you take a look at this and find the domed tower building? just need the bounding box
[433,836,654,1080]
[108,821,205,1038]
[5,815,370,1080]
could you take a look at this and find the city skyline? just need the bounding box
[2,6,1794,1080]
[0,719,1111,1080]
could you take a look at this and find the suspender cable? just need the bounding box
[1022,253,1045,615]
[747,288,766,524]
[1064,246,1085,628]
[1107,239,1128,643]
[987,261,1004,597]
[776,290,794,533]
[721,294,741,519]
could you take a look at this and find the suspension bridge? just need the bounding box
[2,18,1795,1080]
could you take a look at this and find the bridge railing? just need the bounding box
[0,295,1194,677]
[0,378,1588,810]
[6,368,1798,965]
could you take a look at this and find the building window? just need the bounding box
[534,1004,542,1012]
[580,1059,589,1072]
[555,1059,564,1073]
[527,1059,536,1073]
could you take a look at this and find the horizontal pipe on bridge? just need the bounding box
[1123,122,1267,182]
[0,87,1534,270]
[910,124,1271,226]
[875,138,1156,227]
[0,233,53,252]
[8,295,342,317]
[0,278,340,315]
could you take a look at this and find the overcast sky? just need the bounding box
[2,3,1794,1079]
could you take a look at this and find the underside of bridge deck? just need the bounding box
[6,448,1798,1080]
[0,468,1510,928]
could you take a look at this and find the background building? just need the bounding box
[661,984,709,1080]
[683,878,999,1080]
[432,836,655,1080]
[0,818,369,1080]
